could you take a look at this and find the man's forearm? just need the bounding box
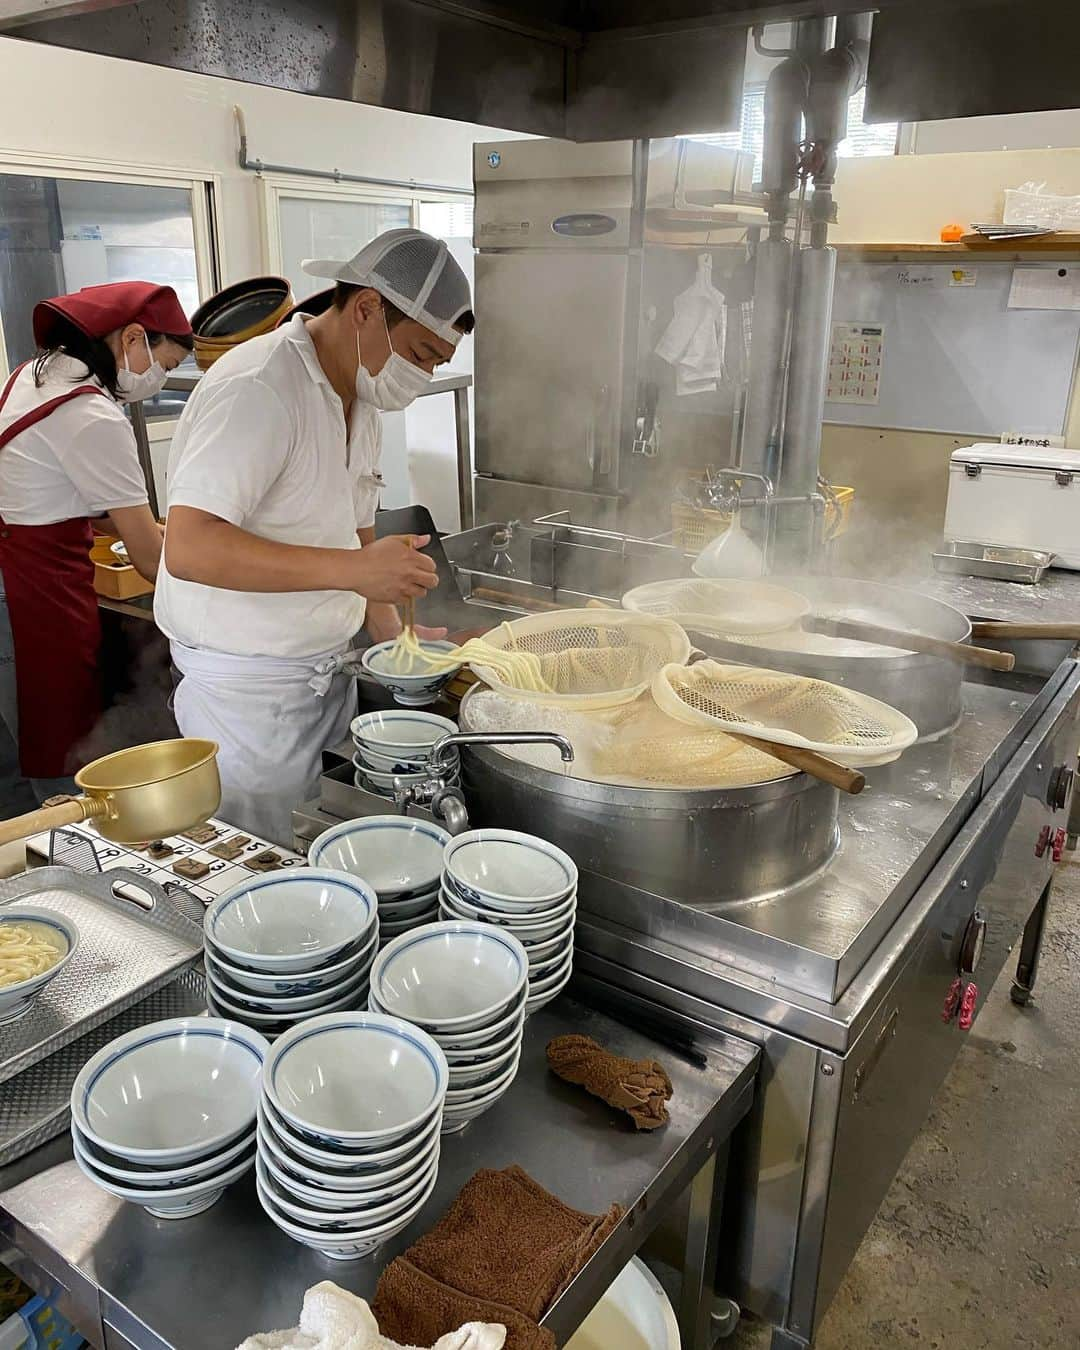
[165,506,358,594]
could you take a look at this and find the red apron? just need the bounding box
[0,363,106,778]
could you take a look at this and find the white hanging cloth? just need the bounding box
[654,254,727,396]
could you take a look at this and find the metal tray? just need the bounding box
[0,968,207,1167]
[932,540,1054,584]
[0,866,203,1085]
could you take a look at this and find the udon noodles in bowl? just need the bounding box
[0,907,79,1023]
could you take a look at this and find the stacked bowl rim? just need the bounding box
[260,1094,442,1171]
[351,709,458,753]
[204,930,378,995]
[204,869,378,972]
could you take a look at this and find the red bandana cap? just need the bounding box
[33,281,192,348]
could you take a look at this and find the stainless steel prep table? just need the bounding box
[0,996,757,1350]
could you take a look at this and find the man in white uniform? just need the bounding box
[154,230,474,842]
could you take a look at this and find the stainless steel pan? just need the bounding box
[698,577,974,741]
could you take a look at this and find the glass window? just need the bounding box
[0,175,200,374]
[277,196,412,301]
[418,200,474,240]
[687,85,898,183]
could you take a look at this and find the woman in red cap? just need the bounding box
[0,280,193,798]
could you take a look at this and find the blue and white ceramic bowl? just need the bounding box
[204,870,378,974]
[360,640,461,707]
[309,816,450,899]
[71,1017,268,1165]
[263,1011,448,1148]
[71,1119,255,1189]
[0,907,79,1024]
[368,921,528,1033]
[351,710,457,757]
[204,949,373,1013]
[203,929,378,997]
[256,1167,438,1260]
[443,830,578,911]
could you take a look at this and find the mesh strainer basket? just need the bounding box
[652,660,918,766]
[621,578,810,635]
[469,610,692,710]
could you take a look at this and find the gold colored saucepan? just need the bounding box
[0,739,220,846]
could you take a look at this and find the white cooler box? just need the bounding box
[944,443,1080,570]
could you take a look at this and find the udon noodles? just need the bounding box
[0,921,64,987]
[384,623,555,693]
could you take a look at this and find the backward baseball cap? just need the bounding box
[302,228,471,347]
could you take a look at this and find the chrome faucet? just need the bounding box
[429,731,575,773]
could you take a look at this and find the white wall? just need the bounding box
[0,36,522,528]
[912,109,1080,156]
[0,35,520,284]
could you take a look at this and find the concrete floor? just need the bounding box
[731,854,1080,1350]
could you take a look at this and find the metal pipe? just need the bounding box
[783,244,836,502]
[431,731,575,772]
[233,106,470,196]
[752,22,793,58]
[760,57,810,219]
[739,238,793,483]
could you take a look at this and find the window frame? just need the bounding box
[258,173,473,282]
[0,149,222,382]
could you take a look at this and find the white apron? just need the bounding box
[171,642,358,846]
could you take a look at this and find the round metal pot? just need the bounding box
[699,577,972,741]
[456,728,839,908]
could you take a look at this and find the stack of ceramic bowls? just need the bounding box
[309,816,449,947]
[70,1017,265,1218]
[369,920,529,1134]
[439,829,576,1017]
[202,870,379,1037]
[350,710,459,799]
[255,1011,448,1259]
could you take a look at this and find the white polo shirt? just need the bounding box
[0,357,147,524]
[154,316,382,660]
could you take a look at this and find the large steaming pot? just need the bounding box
[700,577,972,741]
[459,691,839,906]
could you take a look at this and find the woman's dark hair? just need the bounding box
[32,315,194,398]
[332,281,475,336]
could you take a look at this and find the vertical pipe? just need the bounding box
[774,243,836,571]
[740,237,792,484]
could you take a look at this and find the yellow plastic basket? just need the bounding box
[672,483,854,551]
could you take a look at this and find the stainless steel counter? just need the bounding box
[922,564,1080,625]
[0,996,757,1350]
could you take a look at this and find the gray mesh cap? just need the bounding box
[302,228,472,347]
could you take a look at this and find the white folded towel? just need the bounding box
[236,1282,507,1350]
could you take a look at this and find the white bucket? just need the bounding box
[565,1256,681,1350]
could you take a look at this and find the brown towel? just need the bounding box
[546,1033,673,1131]
[373,1165,624,1350]
[373,1262,556,1350]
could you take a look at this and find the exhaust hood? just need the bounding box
[2,0,1075,141]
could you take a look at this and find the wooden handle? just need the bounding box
[970,621,1080,642]
[730,732,866,795]
[0,797,103,846]
[809,617,1015,672]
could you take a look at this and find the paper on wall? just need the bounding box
[1007,266,1080,311]
[826,322,884,405]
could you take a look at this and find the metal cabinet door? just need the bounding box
[474,250,629,493]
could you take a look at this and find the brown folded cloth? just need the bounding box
[373,1165,624,1350]
[546,1033,673,1131]
[373,1261,556,1350]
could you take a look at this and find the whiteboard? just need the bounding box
[823,260,1080,436]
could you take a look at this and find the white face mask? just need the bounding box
[116,334,169,403]
[355,311,432,411]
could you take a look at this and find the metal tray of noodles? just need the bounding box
[932,540,1054,585]
[0,967,208,1166]
[0,866,204,1086]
